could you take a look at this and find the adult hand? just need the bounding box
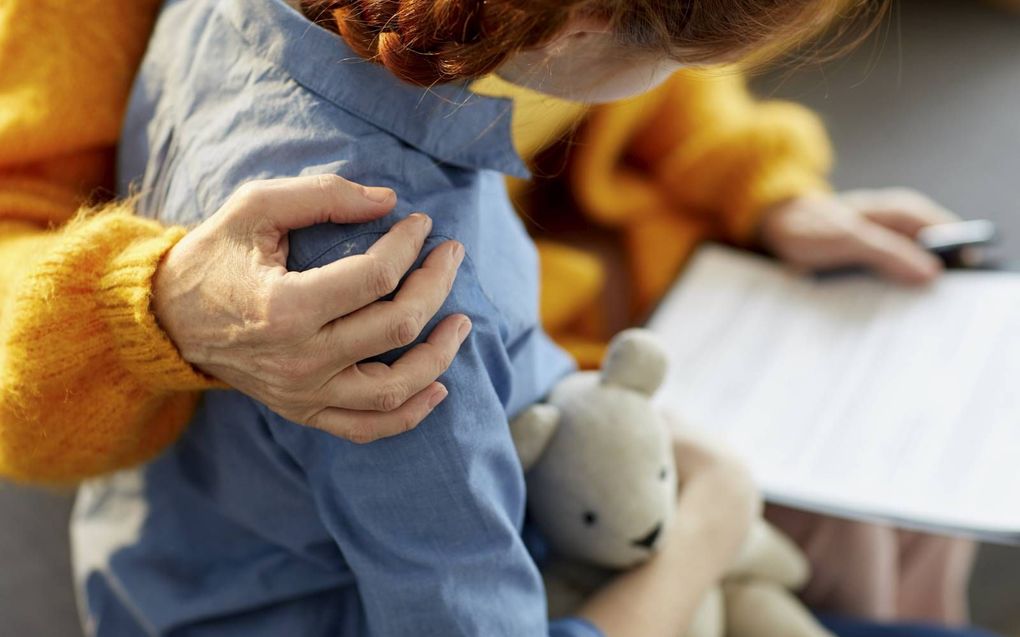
[153,174,470,442]
[758,188,956,285]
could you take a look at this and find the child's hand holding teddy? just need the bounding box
[512,329,835,637]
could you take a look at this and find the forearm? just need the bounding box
[660,75,834,246]
[579,458,758,637]
[612,69,833,245]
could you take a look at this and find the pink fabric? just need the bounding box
[766,505,976,625]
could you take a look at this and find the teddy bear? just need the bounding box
[510,328,834,637]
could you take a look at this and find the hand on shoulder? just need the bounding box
[154,174,471,442]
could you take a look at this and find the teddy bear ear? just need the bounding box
[510,404,561,472]
[601,329,669,396]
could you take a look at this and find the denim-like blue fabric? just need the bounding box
[75,0,585,635]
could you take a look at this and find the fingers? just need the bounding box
[305,382,449,444]
[229,174,396,233]
[327,240,465,361]
[281,214,438,327]
[316,314,471,412]
[841,188,957,237]
[850,222,943,285]
[837,188,956,284]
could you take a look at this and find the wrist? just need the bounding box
[753,196,800,255]
[97,222,217,391]
[152,240,195,364]
[152,236,220,371]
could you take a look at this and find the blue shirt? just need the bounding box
[71,1,597,635]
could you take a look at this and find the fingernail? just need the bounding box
[410,212,432,232]
[457,318,472,343]
[450,242,465,266]
[364,187,395,204]
[427,384,448,411]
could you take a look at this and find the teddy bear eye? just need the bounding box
[582,511,598,526]
[659,467,668,481]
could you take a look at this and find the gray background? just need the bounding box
[2,0,1017,634]
[752,0,1020,633]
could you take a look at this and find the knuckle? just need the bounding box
[374,382,408,412]
[390,313,421,347]
[397,410,420,434]
[345,425,377,445]
[442,268,457,294]
[370,259,402,297]
[233,180,268,209]
[436,343,457,371]
[315,173,345,193]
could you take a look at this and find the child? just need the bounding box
[71,1,981,635]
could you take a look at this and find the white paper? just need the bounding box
[647,245,1020,541]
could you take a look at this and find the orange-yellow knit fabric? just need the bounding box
[0,2,831,484]
[0,0,213,484]
[557,69,833,366]
[481,71,834,368]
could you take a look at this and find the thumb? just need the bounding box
[233,174,396,234]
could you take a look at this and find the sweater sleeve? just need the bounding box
[623,68,834,244]
[573,68,834,245]
[0,0,214,484]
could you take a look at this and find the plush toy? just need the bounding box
[511,329,834,637]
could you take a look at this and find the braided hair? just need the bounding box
[301,0,887,86]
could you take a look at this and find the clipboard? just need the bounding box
[646,241,1020,542]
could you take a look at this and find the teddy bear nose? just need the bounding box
[632,522,662,550]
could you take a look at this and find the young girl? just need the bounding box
[70,1,990,636]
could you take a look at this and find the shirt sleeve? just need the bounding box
[263,227,585,636]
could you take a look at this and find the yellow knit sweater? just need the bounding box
[476,73,832,367]
[0,1,831,484]
[0,0,214,483]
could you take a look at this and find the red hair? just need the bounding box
[301,0,888,86]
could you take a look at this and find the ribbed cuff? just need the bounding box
[95,218,219,392]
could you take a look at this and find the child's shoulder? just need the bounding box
[128,0,526,224]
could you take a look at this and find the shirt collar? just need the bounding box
[220,0,529,178]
